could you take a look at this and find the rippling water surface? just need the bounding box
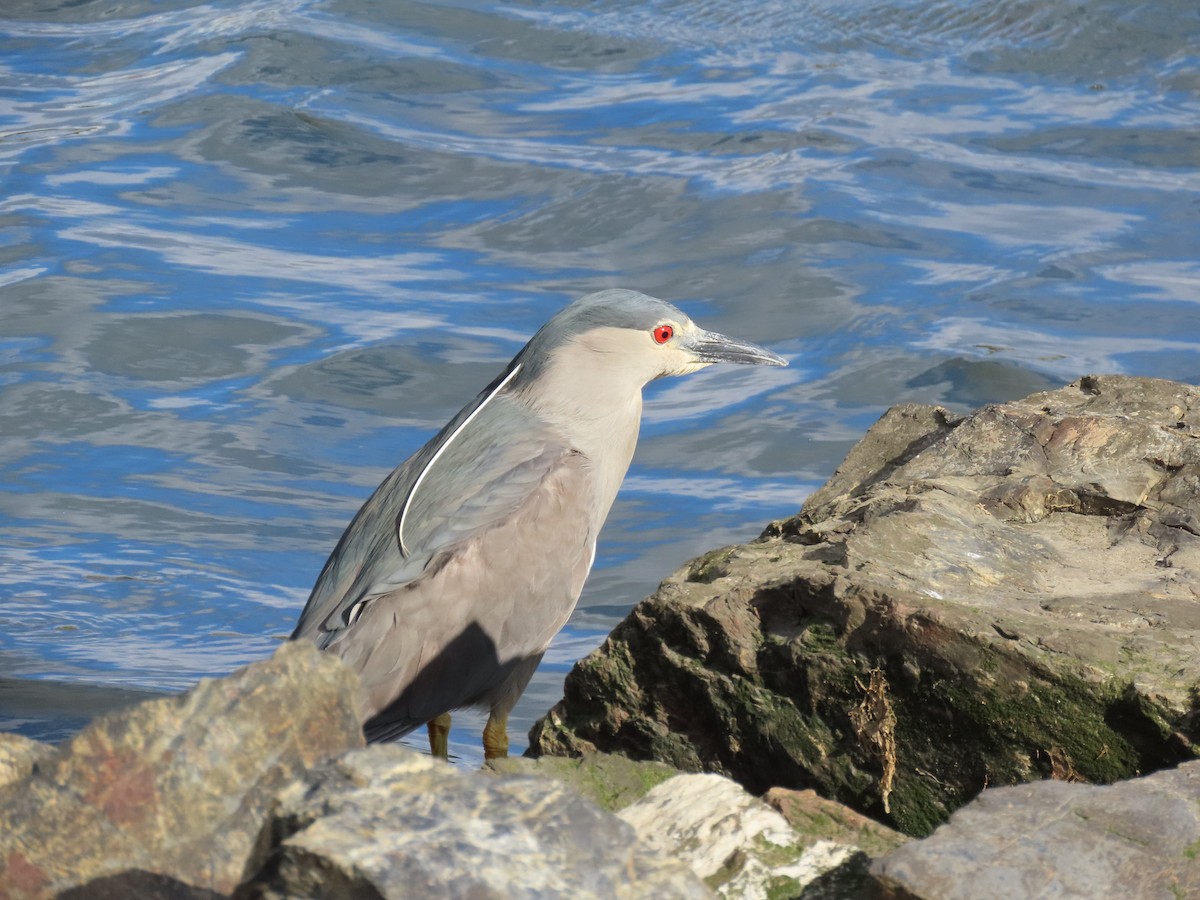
[2,0,1198,760]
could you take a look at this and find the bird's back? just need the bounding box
[328,443,596,736]
[291,383,600,733]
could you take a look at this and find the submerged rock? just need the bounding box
[870,760,1200,899]
[0,641,363,898]
[530,375,1200,836]
[240,744,709,899]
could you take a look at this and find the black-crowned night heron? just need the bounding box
[292,289,786,759]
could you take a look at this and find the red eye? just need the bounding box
[652,324,674,344]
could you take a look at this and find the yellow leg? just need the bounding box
[483,710,509,760]
[427,712,451,760]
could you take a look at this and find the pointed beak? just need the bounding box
[684,329,788,367]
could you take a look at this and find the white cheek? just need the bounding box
[671,357,711,376]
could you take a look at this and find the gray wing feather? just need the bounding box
[325,447,596,729]
[292,379,572,643]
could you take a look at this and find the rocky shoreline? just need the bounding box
[532,375,1200,833]
[2,375,1198,898]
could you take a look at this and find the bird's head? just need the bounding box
[519,289,787,388]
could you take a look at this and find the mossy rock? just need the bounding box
[487,751,679,812]
[531,377,1200,837]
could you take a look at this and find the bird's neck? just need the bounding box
[574,390,643,523]
[516,355,646,524]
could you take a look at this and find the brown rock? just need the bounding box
[0,641,364,898]
[764,787,909,859]
[530,376,1200,836]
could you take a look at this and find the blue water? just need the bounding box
[2,0,1198,761]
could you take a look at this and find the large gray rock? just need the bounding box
[530,375,1200,836]
[0,641,364,898]
[871,760,1200,899]
[239,744,710,899]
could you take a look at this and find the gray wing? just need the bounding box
[292,376,575,645]
[327,447,596,730]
